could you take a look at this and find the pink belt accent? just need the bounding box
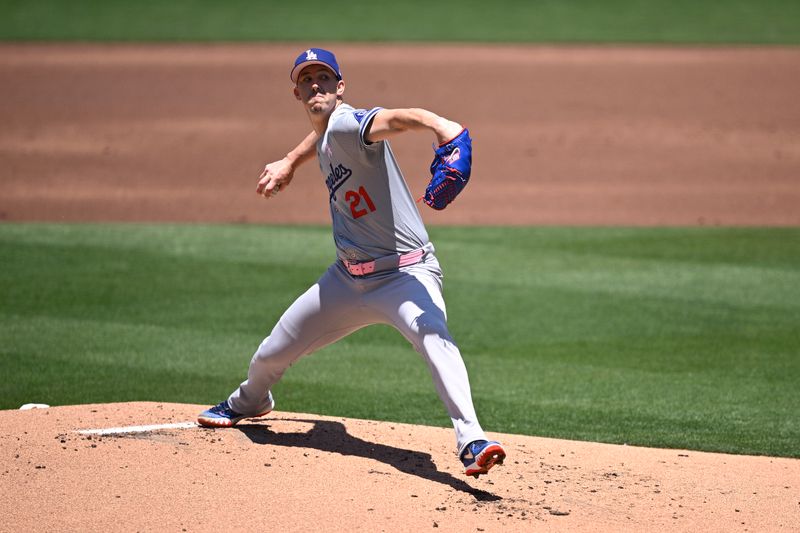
[397,248,425,267]
[344,260,375,276]
[343,248,426,277]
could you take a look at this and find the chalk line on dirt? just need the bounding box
[76,421,198,436]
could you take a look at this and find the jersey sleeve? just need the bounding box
[353,107,384,149]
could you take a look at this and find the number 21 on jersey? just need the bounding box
[345,186,377,219]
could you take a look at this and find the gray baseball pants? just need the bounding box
[227,252,487,454]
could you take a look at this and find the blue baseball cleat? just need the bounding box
[197,400,272,428]
[460,440,506,478]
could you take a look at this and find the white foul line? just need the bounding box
[77,421,198,436]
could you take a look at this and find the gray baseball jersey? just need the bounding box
[227,101,488,455]
[320,103,429,262]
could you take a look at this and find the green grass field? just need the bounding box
[2,224,798,458]
[2,0,798,460]
[1,0,799,44]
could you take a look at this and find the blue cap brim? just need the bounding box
[290,61,342,84]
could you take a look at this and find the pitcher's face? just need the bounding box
[294,64,345,116]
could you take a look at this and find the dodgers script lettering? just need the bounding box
[326,162,353,199]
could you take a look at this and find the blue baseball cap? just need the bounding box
[290,48,342,84]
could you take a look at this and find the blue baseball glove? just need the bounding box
[424,128,472,210]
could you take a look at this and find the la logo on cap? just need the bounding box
[291,48,342,83]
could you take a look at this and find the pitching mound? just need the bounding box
[1,403,797,532]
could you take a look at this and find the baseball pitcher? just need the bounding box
[198,48,505,478]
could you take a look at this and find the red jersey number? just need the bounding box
[345,186,377,219]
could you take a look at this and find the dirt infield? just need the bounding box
[2,44,800,531]
[1,403,798,532]
[1,43,799,225]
